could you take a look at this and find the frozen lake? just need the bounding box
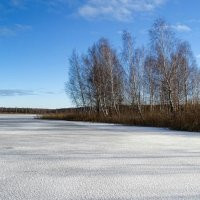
[0,114,200,200]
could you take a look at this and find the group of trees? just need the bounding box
[67,19,200,120]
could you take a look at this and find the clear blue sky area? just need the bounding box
[0,0,200,108]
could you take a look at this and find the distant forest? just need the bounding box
[48,18,199,132]
[0,107,53,114]
[0,107,79,114]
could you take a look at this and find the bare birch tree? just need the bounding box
[149,18,178,113]
[121,31,145,119]
[67,50,86,107]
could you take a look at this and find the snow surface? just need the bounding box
[0,114,200,200]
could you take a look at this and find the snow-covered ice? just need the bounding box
[0,114,200,200]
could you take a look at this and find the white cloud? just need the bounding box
[78,0,166,21]
[171,24,191,32]
[3,0,166,21]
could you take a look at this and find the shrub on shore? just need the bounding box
[41,105,200,132]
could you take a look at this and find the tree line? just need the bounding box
[66,19,200,131]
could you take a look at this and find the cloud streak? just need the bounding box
[0,89,64,97]
[0,89,35,97]
[0,24,32,37]
[7,0,75,9]
[171,24,191,32]
[78,0,166,21]
[11,0,24,7]
[196,54,200,59]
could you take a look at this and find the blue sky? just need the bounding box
[0,0,200,108]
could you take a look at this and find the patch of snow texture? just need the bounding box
[0,114,200,200]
